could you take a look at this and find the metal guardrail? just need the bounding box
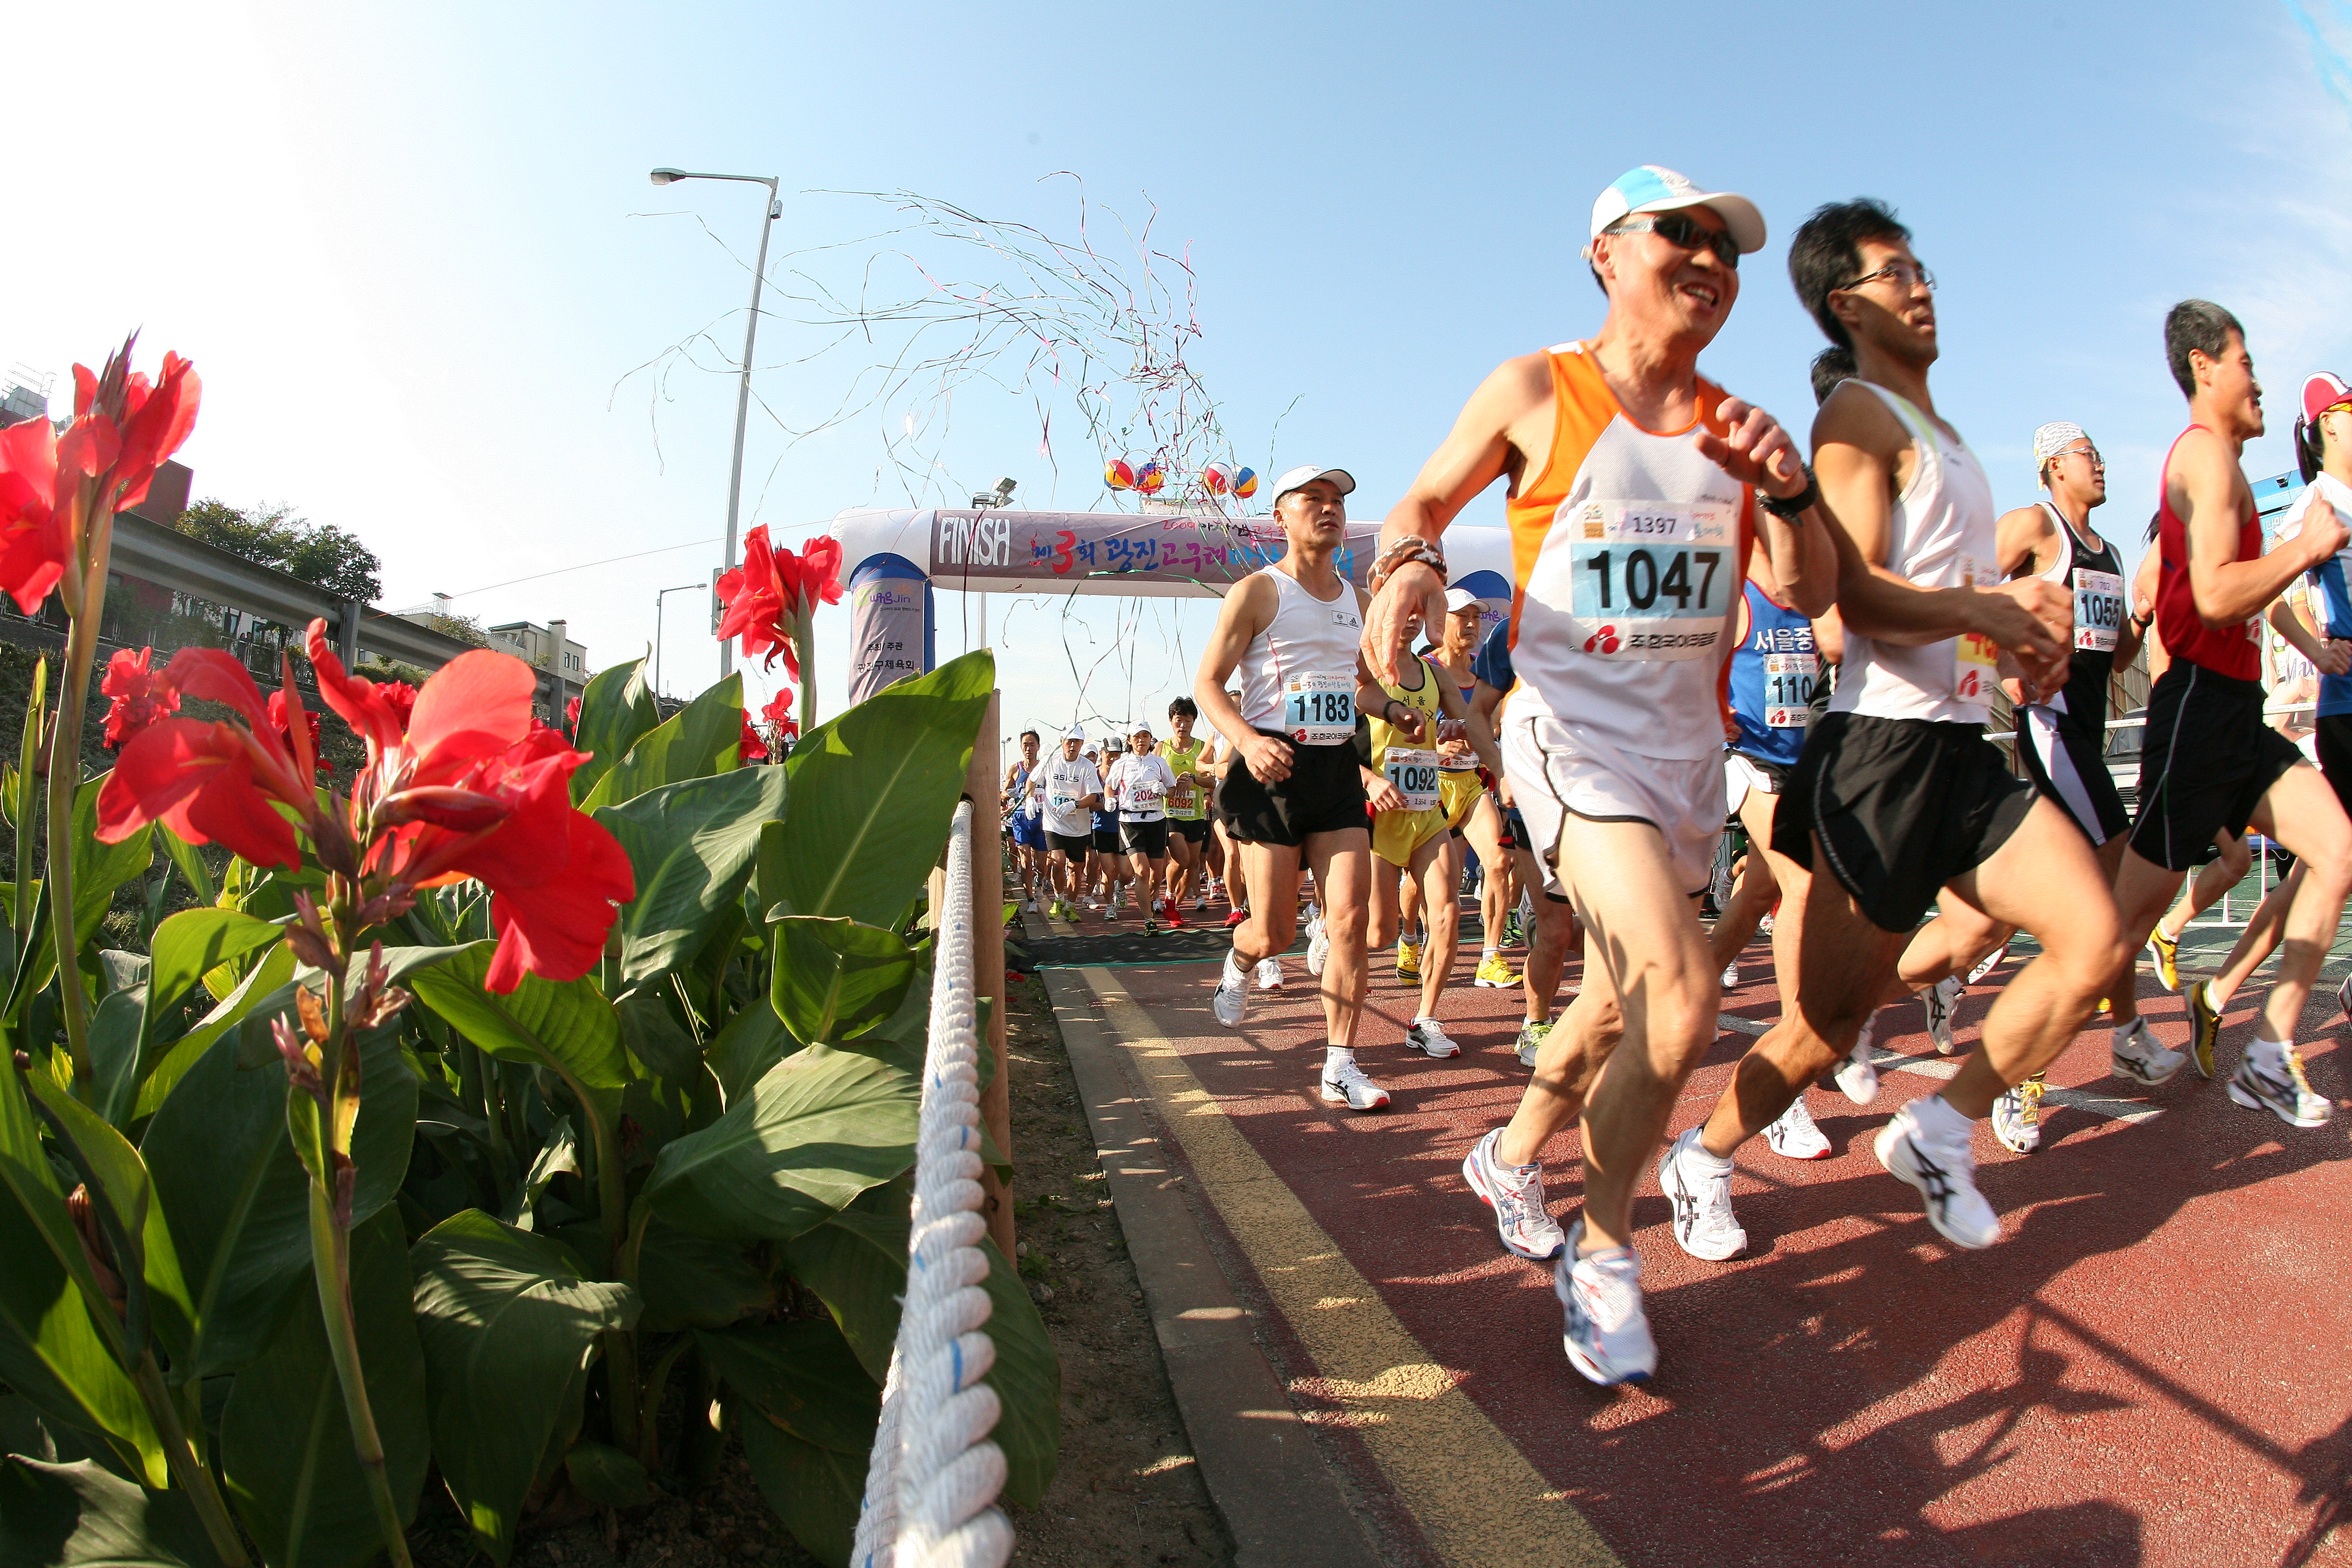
[108,512,575,709]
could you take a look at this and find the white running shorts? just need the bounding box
[1503,711,1726,899]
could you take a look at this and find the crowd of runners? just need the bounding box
[1000,165,2352,1389]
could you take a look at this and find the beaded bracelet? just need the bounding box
[1368,536,1450,593]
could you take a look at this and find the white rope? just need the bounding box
[853,801,1014,1568]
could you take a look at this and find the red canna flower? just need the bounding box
[268,689,328,779]
[759,687,799,743]
[75,348,200,512]
[563,694,582,740]
[738,711,766,762]
[713,526,843,678]
[0,416,81,613]
[100,647,178,750]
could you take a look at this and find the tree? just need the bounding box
[173,499,384,603]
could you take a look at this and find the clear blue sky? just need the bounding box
[12,1,2351,748]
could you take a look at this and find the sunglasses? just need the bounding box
[1606,212,1740,270]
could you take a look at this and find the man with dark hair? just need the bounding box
[1367,165,1837,1384]
[1665,199,2125,1264]
[1160,696,1211,922]
[1003,729,1049,912]
[2099,305,2351,1125]
[1809,345,1857,407]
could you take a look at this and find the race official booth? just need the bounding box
[827,507,1519,704]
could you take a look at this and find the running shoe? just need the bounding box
[1873,1096,2000,1249]
[1501,911,1524,949]
[1165,905,1188,932]
[2339,972,2351,1021]
[1025,895,1039,914]
[1657,1128,1746,1261]
[2182,979,2220,1080]
[1709,859,1734,913]
[1254,956,1284,992]
[2145,926,2180,993]
[1395,939,1422,984]
[1474,954,1515,989]
[1319,1058,1391,1111]
[1461,1129,1565,1260]
[1555,1220,1656,1385]
[1515,1016,1553,1069]
[1758,911,1775,937]
[1405,1018,1462,1058]
[1966,942,2010,986]
[1991,1074,2044,1154]
[1212,951,1249,1029]
[2227,1040,2330,1128]
[1764,1095,1830,1160]
[1223,907,1249,929]
[2111,1018,2186,1087]
[1108,890,1124,920]
[1306,915,1328,978]
[1924,975,1963,1055]
[1833,1016,1880,1105]
[1721,961,1739,990]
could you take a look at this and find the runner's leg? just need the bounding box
[1303,827,1373,1051]
[1231,842,1301,964]
[1414,830,1463,1023]
[2239,766,2352,1044]
[1708,788,1779,973]
[2202,862,2299,1009]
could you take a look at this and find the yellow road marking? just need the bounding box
[1078,967,1622,1568]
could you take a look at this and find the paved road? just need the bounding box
[1035,902,2352,1568]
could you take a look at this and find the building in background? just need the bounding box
[487,618,587,717]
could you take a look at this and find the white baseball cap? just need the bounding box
[1065,724,1086,740]
[1587,165,1766,256]
[1443,587,1480,613]
[1271,465,1357,503]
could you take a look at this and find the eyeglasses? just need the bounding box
[2054,443,2105,468]
[1605,213,1740,270]
[1835,260,1936,295]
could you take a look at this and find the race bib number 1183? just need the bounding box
[1284,673,1355,744]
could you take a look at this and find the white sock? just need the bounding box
[2250,1036,2292,1068]
[1679,1135,1733,1174]
[1911,1091,1971,1136]
[1223,949,1247,983]
[1482,946,1499,960]
[1323,1046,1355,1075]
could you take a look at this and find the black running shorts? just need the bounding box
[1118,818,1170,858]
[2129,663,2303,873]
[2314,714,2352,820]
[1219,729,1370,846]
[2017,706,2130,844]
[1090,826,1121,856]
[1168,817,1210,844]
[1046,830,1091,857]
[1773,711,2035,932]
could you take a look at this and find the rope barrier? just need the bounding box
[853,800,1014,1568]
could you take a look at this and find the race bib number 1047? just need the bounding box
[1563,499,1736,661]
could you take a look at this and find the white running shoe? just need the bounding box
[1319,1058,1391,1111]
[1758,911,1775,936]
[1025,895,1039,914]
[1254,956,1284,991]
[1405,1018,1461,1058]
[1515,1017,1552,1068]
[1721,961,1739,989]
[1555,1221,1655,1385]
[1991,1075,2043,1154]
[1874,1096,2000,1249]
[1305,916,1328,978]
[1212,951,1249,1030]
[1656,1128,1746,1261]
[1461,1129,1565,1259]
[2228,1041,2330,1128]
[1924,975,1963,1054]
[1764,1095,1830,1160]
[1108,889,1124,920]
[1832,1016,1880,1105]
[1966,942,2009,985]
[2110,1018,2186,1087]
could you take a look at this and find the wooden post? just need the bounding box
[965,691,1014,1257]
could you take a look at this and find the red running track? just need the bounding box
[1083,932,2352,1568]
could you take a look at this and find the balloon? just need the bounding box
[1200,463,1231,495]
[1104,458,1135,491]
[1135,460,1166,494]
[1231,467,1258,499]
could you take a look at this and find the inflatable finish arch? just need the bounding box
[828,507,1518,705]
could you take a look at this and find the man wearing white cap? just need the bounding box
[1196,465,1419,1112]
[1365,165,1837,1384]
[1038,726,1103,922]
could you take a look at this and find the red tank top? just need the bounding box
[2153,424,2262,682]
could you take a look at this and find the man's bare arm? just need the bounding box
[1995,503,2055,581]
[2175,429,2345,626]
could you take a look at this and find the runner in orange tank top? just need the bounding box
[1365,165,1837,1385]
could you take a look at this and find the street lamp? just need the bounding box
[653,581,706,698]
[650,165,781,678]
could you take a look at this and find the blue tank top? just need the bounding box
[1728,580,1819,767]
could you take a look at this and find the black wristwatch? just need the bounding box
[1758,465,1820,520]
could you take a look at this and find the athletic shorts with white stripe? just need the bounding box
[2017,706,2129,844]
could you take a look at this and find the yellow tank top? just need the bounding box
[1369,656,1446,767]
[1159,737,1209,820]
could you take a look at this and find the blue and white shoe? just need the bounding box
[1554,1220,1655,1385]
[1461,1129,1565,1260]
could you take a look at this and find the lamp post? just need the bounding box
[650,166,780,680]
[653,582,706,698]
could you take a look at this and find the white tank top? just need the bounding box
[1831,381,2000,724]
[1238,565,1365,736]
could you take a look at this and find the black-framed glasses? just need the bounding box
[1835,260,1936,294]
[1605,212,1740,269]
